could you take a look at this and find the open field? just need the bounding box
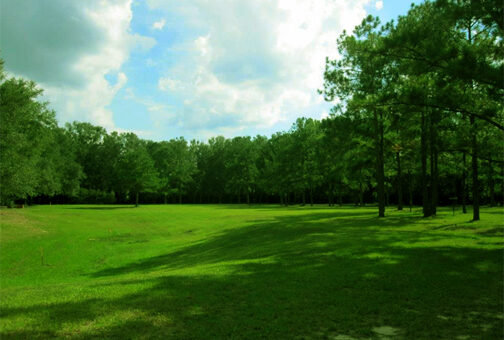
[0,205,503,339]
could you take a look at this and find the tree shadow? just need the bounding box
[0,330,57,340]
[213,204,385,211]
[2,209,503,339]
[89,211,416,277]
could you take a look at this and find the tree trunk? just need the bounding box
[246,190,250,205]
[374,109,385,217]
[432,146,438,215]
[462,151,467,213]
[328,183,333,207]
[467,26,480,221]
[429,149,436,215]
[135,191,139,207]
[164,193,167,204]
[501,163,504,206]
[359,181,364,207]
[488,159,495,207]
[421,110,432,217]
[408,169,413,212]
[470,116,480,220]
[302,190,306,206]
[309,186,314,206]
[396,151,403,210]
[429,109,438,216]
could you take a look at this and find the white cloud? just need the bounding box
[320,110,330,120]
[158,78,183,92]
[152,18,166,30]
[2,0,375,138]
[1,0,155,131]
[149,0,370,134]
[43,72,128,130]
[375,1,384,10]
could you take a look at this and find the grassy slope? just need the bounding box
[0,205,502,339]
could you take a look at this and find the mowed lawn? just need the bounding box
[0,205,502,339]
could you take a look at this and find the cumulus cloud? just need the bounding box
[1,0,375,138]
[149,0,371,134]
[0,0,155,130]
[375,1,384,10]
[152,18,166,30]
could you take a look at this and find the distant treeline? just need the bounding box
[1,0,502,220]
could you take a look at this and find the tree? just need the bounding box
[167,138,197,204]
[225,136,258,204]
[322,16,390,217]
[65,121,107,191]
[37,127,83,199]
[118,133,159,207]
[292,118,324,206]
[0,70,59,205]
[381,0,504,219]
[204,136,228,203]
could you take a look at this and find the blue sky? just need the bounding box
[1,0,421,141]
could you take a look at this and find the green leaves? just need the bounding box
[0,76,60,203]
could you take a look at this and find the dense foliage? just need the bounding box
[0,1,502,219]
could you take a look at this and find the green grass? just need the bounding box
[1,204,503,339]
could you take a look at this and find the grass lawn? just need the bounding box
[0,204,503,339]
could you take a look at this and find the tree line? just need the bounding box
[320,0,503,220]
[1,0,502,220]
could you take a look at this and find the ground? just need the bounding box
[0,205,503,339]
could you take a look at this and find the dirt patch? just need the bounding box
[0,211,47,242]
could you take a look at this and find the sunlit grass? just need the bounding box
[1,205,503,339]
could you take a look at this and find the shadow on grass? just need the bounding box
[89,212,427,277]
[213,203,384,211]
[2,209,503,339]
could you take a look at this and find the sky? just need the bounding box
[1,0,420,141]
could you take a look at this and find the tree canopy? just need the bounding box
[0,0,502,218]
